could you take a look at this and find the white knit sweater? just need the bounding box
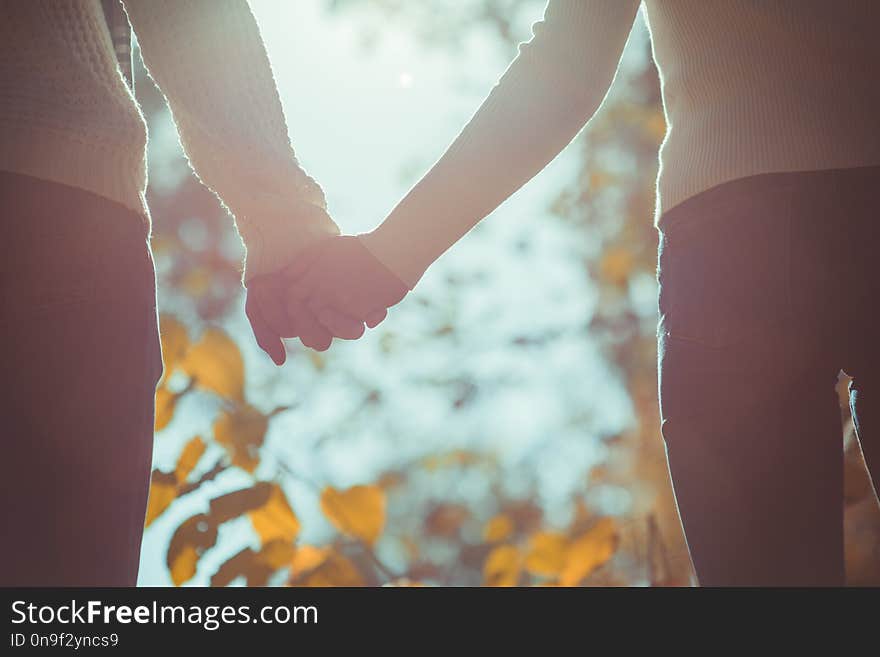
[362,0,880,287]
[0,0,339,281]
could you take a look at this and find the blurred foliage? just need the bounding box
[139,0,880,586]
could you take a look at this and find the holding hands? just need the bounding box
[246,235,410,364]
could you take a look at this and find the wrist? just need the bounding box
[358,223,426,291]
[239,202,339,285]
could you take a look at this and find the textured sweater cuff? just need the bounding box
[236,198,339,284]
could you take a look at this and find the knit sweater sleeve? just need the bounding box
[360,0,640,288]
[122,0,339,282]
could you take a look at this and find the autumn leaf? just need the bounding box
[483,514,514,543]
[424,504,469,538]
[174,436,206,482]
[524,531,569,577]
[249,483,300,544]
[644,111,667,142]
[210,540,295,587]
[209,482,273,524]
[211,548,260,588]
[182,327,244,401]
[145,470,178,527]
[180,266,212,298]
[212,404,268,473]
[297,550,365,587]
[167,513,218,586]
[158,314,189,382]
[599,246,635,287]
[154,387,178,432]
[503,500,543,535]
[483,545,521,587]
[290,545,331,577]
[320,485,386,545]
[559,518,619,586]
[260,539,296,570]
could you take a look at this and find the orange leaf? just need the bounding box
[298,551,365,587]
[182,327,244,401]
[559,518,618,586]
[599,246,635,287]
[212,405,267,473]
[154,387,178,432]
[158,314,189,382]
[174,436,205,482]
[167,513,218,586]
[320,485,386,545]
[483,514,514,543]
[483,545,521,587]
[290,545,331,577]
[145,470,177,527]
[524,531,569,577]
[249,484,300,545]
[209,482,273,524]
[259,539,296,570]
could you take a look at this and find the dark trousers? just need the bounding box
[658,166,880,586]
[0,172,161,586]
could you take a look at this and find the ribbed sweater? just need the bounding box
[0,0,339,281]
[363,0,880,288]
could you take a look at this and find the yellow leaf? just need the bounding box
[483,545,521,587]
[559,518,619,586]
[525,531,569,577]
[320,485,386,545]
[213,404,268,473]
[170,545,200,587]
[159,314,189,381]
[174,436,205,482]
[182,327,244,401]
[299,551,365,587]
[290,545,330,576]
[599,246,635,287]
[145,470,177,527]
[483,514,514,543]
[644,111,667,142]
[154,387,178,432]
[180,267,212,298]
[249,484,301,545]
[258,539,296,570]
[166,513,218,586]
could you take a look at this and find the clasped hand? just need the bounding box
[246,235,409,364]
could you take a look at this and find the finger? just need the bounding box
[295,305,333,352]
[254,276,298,337]
[364,308,387,329]
[246,298,286,365]
[313,304,365,340]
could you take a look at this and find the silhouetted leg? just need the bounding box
[0,174,161,586]
[660,335,844,586]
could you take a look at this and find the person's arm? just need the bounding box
[360,0,641,288]
[122,0,339,283]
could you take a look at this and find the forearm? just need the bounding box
[124,0,338,280]
[362,0,640,288]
